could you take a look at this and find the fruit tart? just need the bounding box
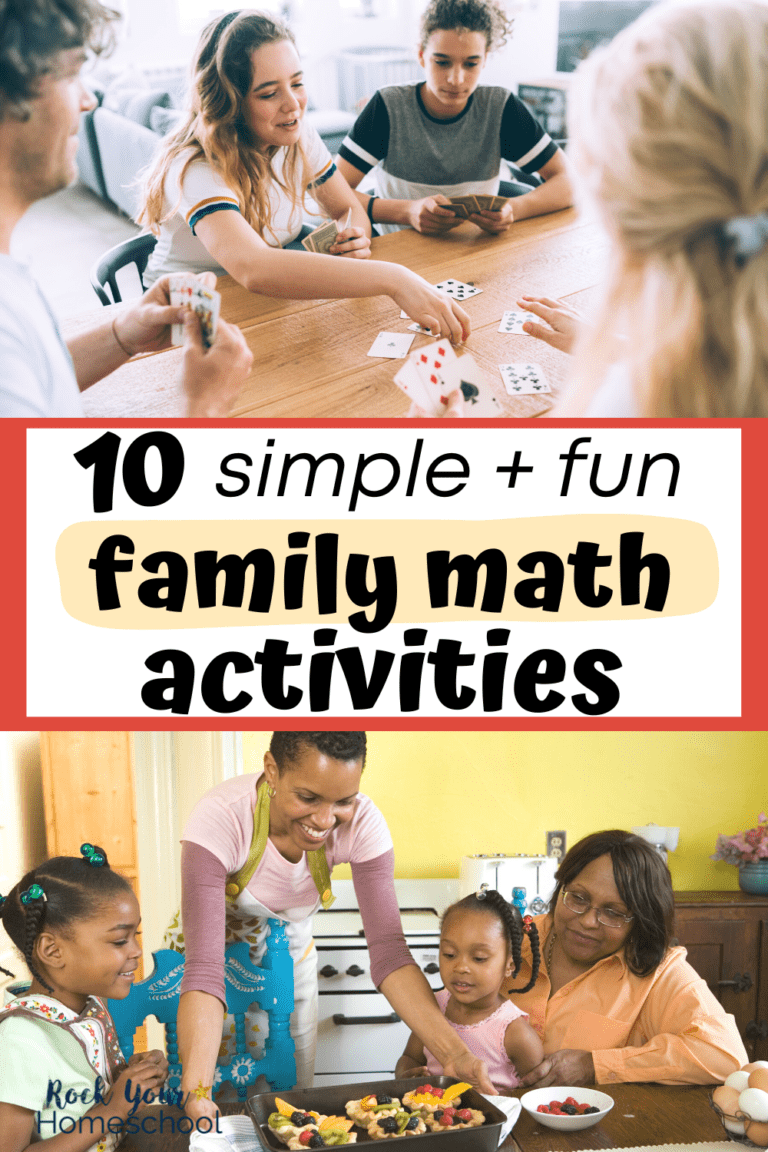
[268,1100,326,1146]
[402,1083,470,1116]
[345,1093,401,1125]
[424,1107,484,1132]
[367,1112,427,1139]
[286,1118,358,1148]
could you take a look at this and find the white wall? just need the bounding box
[0,734,46,991]
[117,0,559,102]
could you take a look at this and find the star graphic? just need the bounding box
[194,1080,212,1101]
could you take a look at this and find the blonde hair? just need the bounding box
[561,0,768,417]
[138,9,312,244]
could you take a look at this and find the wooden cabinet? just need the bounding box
[674,890,768,1060]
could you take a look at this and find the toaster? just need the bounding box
[459,854,559,915]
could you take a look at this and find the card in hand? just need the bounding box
[445,195,478,217]
[434,278,482,300]
[169,273,220,349]
[301,219,339,254]
[475,194,510,212]
[407,322,438,336]
[454,352,502,416]
[499,362,552,395]
[367,331,416,358]
[498,309,529,334]
[393,358,433,410]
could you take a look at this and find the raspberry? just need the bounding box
[299,1133,313,1146]
[550,1101,562,1110]
[577,1104,589,1114]
[564,1098,577,1107]
[457,1110,472,1121]
[442,1116,454,1127]
[432,1088,444,1098]
[537,1106,550,1114]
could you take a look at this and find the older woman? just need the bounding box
[175,731,495,1124]
[503,830,747,1086]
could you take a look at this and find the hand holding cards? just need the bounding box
[169,273,221,349]
[394,340,502,416]
[302,208,353,254]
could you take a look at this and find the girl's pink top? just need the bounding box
[424,988,530,1089]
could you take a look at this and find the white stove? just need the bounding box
[312,878,458,1086]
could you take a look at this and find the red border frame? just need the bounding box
[2,417,764,730]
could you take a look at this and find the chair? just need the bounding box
[90,233,158,306]
[107,917,297,1099]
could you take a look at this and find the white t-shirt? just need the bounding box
[0,255,83,417]
[144,123,335,286]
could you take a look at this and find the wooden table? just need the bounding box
[68,208,607,419]
[121,1085,725,1152]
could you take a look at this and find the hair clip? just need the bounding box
[475,884,489,901]
[80,844,106,867]
[20,884,46,905]
[523,915,533,933]
[0,894,6,909]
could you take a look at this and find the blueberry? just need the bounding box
[291,1113,306,1126]
[309,1137,325,1148]
[401,1105,412,1113]
[377,1095,392,1105]
[380,1118,398,1133]
[406,1118,419,1130]
[434,1112,443,1123]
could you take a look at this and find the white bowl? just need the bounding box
[520,1087,615,1131]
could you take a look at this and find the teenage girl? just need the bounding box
[139,11,469,343]
[337,0,573,236]
[0,845,167,1152]
[396,889,544,1088]
[519,0,768,417]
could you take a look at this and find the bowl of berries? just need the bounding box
[520,1087,614,1131]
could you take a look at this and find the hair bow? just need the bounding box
[20,884,46,905]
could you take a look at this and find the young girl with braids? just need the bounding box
[395,890,544,1089]
[0,845,167,1152]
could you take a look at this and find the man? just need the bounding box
[0,0,252,417]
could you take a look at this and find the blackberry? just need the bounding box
[584,1107,600,1115]
[434,1112,443,1123]
[379,1118,398,1133]
[291,1113,308,1126]
[309,1137,325,1148]
[402,1105,412,1113]
[561,1106,577,1115]
[406,1117,419,1130]
[377,1095,393,1105]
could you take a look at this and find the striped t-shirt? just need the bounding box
[144,122,336,285]
[339,83,558,233]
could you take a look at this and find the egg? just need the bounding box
[723,1115,747,1135]
[726,1071,752,1092]
[739,1089,768,1123]
[750,1071,768,1094]
[745,1121,768,1147]
[745,1063,768,1073]
[713,1086,741,1114]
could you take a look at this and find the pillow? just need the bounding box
[150,105,183,136]
[103,87,172,128]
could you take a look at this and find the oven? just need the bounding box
[312,878,458,1087]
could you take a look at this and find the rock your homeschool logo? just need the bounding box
[39,1076,223,1137]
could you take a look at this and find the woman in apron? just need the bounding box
[174,732,496,1126]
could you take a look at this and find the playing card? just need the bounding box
[445,195,479,218]
[474,194,510,213]
[302,219,339,254]
[498,309,529,334]
[499,362,552,395]
[455,352,503,416]
[367,331,416,358]
[169,273,220,349]
[393,358,433,410]
[434,279,483,301]
[407,322,439,336]
[413,340,462,410]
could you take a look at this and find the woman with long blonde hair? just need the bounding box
[519,0,768,417]
[139,10,470,341]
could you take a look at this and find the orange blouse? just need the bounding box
[502,914,747,1085]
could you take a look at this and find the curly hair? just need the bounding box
[0,847,132,993]
[269,731,367,772]
[441,888,541,993]
[0,0,118,121]
[139,9,313,245]
[419,0,513,52]
[549,829,674,977]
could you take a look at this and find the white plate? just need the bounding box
[520,1086,614,1131]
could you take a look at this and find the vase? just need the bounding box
[739,861,768,895]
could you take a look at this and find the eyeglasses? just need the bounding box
[561,889,634,929]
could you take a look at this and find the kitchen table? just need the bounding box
[66,208,607,419]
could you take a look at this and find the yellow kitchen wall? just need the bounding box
[242,731,765,892]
